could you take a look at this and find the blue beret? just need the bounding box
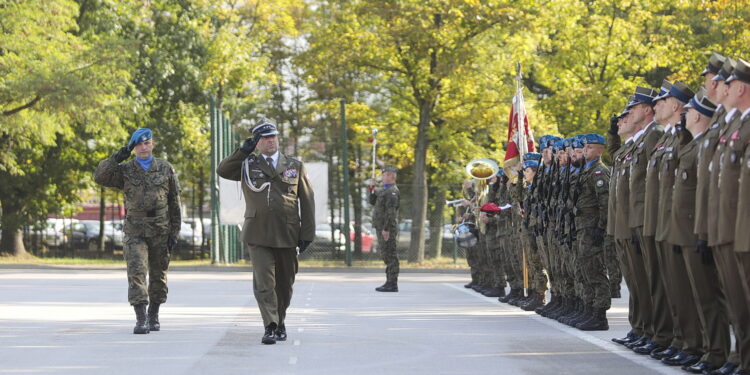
[523,152,542,162]
[128,128,152,149]
[537,135,549,149]
[553,139,566,153]
[497,167,505,177]
[582,133,606,145]
[252,121,279,137]
[523,160,540,169]
[572,138,584,149]
[546,136,563,149]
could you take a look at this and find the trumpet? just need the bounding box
[446,198,468,207]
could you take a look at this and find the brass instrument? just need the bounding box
[465,159,499,233]
[445,198,468,207]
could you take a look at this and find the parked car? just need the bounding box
[331,222,375,252]
[41,218,78,248]
[314,223,344,252]
[396,219,431,252]
[69,220,123,251]
[178,221,203,250]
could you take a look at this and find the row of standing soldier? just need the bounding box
[462,52,750,375]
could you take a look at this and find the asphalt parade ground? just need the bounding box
[0,268,685,375]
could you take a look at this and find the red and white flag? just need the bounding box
[503,84,535,168]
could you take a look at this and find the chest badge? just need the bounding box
[283,168,298,178]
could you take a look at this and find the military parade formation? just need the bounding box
[458,53,750,375]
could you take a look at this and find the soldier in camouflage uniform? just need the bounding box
[573,133,611,331]
[517,153,547,311]
[369,166,400,292]
[94,128,181,334]
[499,164,525,304]
[480,171,507,297]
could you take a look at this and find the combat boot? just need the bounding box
[497,287,506,298]
[537,294,558,316]
[482,287,502,297]
[545,297,565,319]
[507,289,524,306]
[577,308,609,331]
[133,304,149,334]
[559,298,581,324]
[569,304,592,327]
[375,282,398,292]
[522,291,544,311]
[499,288,520,303]
[554,297,574,319]
[148,303,160,331]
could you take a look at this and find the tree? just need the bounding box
[0,0,131,255]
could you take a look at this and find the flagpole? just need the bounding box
[516,62,528,156]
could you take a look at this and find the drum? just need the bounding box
[454,222,478,249]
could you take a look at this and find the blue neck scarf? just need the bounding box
[136,156,154,171]
[584,157,600,170]
[384,184,393,190]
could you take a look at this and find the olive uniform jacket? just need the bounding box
[369,184,400,234]
[217,149,315,249]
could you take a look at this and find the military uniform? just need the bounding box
[217,134,315,337]
[370,183,400,286]
[574,156,611,329]
[94,128,181,334]
[94,144,181,307]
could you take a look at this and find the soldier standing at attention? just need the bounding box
[94,128,182,334]
[573,133,611,331]
[217,121,315,345]
[369,166,400,292]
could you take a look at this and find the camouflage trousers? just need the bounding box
[124,234,170,306]
[576,227,611,310]
[501,233,524,290]
[485,240,507,290]
[524,227,548,294]
[376,230,399,284]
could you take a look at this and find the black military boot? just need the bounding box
[537,294,558,316]
[499,288,519,303]
[482,287,502,297]
[464,281,474,289]
[507,289,524,306]
[563,299,586,325]
[552,297,572,319]
[375,282,398,292]
[522,292,544,311]
[569,304,593,327]
[545,297,565,319]
[147,303,160,331]
[577,307,609,331]
[133,304,149,334]
[275,323,287,341]
[262,323,277,345]
[497,287,506,297]
[557,298,578,324]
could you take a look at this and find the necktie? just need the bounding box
[266,157,274,169]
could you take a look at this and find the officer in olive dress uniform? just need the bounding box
[369,166,401,292]
[94,128,182,334]
[668,90,731,374]
[217,121,315,345]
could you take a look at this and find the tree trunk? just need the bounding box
[428,187,445,259]
[408,101,431,263]
[98,186,106,255]
[0,199,27,256]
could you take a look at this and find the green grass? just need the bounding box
[1,254,468,269]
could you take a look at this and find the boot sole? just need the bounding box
[133,329,150,334]
[262,338,276,345]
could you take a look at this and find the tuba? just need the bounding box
[465,158,499,233]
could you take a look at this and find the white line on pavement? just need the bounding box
[294,340,301,346]
[289,356,298,365]
[442,283,682,375]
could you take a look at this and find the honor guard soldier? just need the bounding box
[94,128,182,334]
[573,133,611,331]
[217,121,315,345]
[369,166,400,292]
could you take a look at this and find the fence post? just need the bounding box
[340,99,351,267]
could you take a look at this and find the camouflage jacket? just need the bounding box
[94,153,181,238]
[369,184,400,233]
[575,159,610,230]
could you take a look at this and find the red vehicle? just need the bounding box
[335,222,375,253]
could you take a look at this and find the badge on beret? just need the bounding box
[596,180,604,187]
[682,171,688,180]
[283,168,298,178]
